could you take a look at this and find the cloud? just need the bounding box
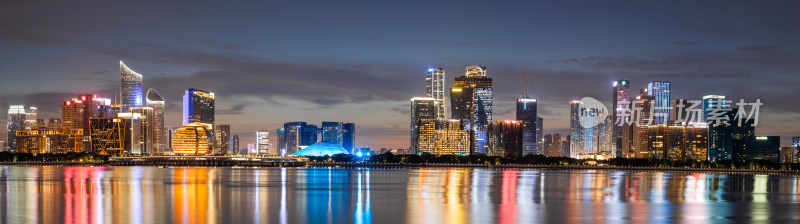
[737,45,778,52]
[668,41,697,47]
[217,103,249,115]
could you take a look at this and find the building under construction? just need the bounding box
[89,117,131,156]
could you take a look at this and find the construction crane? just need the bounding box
[518,67,530,97]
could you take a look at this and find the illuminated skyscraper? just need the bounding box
[702,95,726,122]
[751,136,780,162]
[647,81,671,125]
[487,120,524,157]
[516,98,537,155]
[708,108,754,161]
[342,123,356,153]
[182,88,215,126]
[122,107,154,154]
[410,97,437,154]
[537,117,544,154]
[612,80,630,156]
[450,65,493,155]
[322,121,343,145]
[646,124,707,160]
[215,125,230,155]
[7,105,27,152]
[256,130,270,155]
[232,135,240,155]
[568,100,584,158]
[120,61,143,113]
[146,88,165,153]
[24,107,37,129]
[283,122,315,154]
[276,128,286,156]
[425,67,447,119]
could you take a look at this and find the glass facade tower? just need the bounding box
[120,61,143,113]
[516,98,537,155]
[450,65,493,155]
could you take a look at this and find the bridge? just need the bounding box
[108,156,308,167]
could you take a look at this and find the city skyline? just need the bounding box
[1,1,799,149]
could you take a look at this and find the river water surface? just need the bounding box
[0,166,799,223]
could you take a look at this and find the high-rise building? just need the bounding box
[121,107,154,154]
[561,138,570,158]
[89,117,131,156]
[215,125,230,155]
[450,65,493,155]
[516,98,537,155]
[172,123,213,155]
[14,127,81,154]
[283,122,315,155]
[276,128,286,156]
[789,137,800,163]
[708,108,754,161]
[543,134,553,156]
[342,123,355,153]
[183,88,215,126]
[751,136,780,163]
[551,133,562,157]
[7,105,26,152]
[487,120,524,157]
[647,81,671,125]
[256,130,270,155]
[569,100,583,158]
[232,135,240,155]
[410,97,437,154]
[416,119,471,156]
[426,67,447,119]
[322,121,343,145]
[612,80,630,157]
[120,61,143,113]
[24,107,38,129]
[146,88,165,153]
[646,124,707,160]
[702,95,726,122]
[537,117,544,155]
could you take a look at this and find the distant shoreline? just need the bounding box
[0,161,798,175]
[307,162,800,175]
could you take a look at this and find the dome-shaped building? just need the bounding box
[292,142,350,157]
[172,122,213,155]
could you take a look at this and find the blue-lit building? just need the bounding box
[751,136,780,163]
[647,81,671,125]
[708,108,755,161]
[342,123,356,153]
[182,88,215,126]
[292,142,349,157]
[120,61,143,113]
[516,98,538,155]
[702,95,726,122]
[322,121,343,146]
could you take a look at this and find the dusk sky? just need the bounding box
[1,0,799,149]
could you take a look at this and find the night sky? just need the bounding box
[1,0,799,149]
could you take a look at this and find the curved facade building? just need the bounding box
[146,88,165,153]
[292,142,349,157]
[172,123,212,155]
[120,61,143,112]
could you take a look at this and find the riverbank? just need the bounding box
[307,162,800,175]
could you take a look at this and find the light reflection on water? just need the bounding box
[0,166,798,223]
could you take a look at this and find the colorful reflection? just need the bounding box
[0,166,799,223]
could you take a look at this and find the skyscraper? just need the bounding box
[708,108,754,161]
[89,117,131,156]
[322,121,343,145]
[612,80,630,157]
[120,61,143,113]
[537,116,544,155]
[215,125,230,155]
[182,88,215,126]
[410,97,437,154]
[232,135,240,155]
[416,119,471,156]
[146,88,165,153]
[702,95,726,122]
[426,67,447,119]
[342,123,356,153]
[647,81,671,125]
[24,107,37,129]
[283,122,316,155]
[516,98,537,155]
[276,128,286,156]
[450,65,493,155]
[568,100,584,158]
[7,105,27,152]
[751,136,780,163]
[256,130,270,155]
[488,120,523,157]
[123,107,154,154]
